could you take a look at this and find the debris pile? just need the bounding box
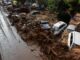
[7,5,80,60]
[76,23,80,32]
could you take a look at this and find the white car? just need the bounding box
[40,21,51,30]
[3,0,11,5]
[67,25,76,33]
[68,31,80,49]
[30,10,40,16]
[32,3,39,8]
[52,21,67,35]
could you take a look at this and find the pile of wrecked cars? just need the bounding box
[40,20,67,35]
[40,20,80,49]
[6,2,80,50]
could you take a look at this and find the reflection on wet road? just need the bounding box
[0,7,42,60]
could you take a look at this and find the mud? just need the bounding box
[7,5,80,60]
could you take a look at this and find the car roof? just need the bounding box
[67,25,76,30]
[53,21,66,28]
[40,20,48,23]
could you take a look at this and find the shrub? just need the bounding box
[47,0,58,12]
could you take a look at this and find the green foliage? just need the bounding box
[47,0,70,12]
[47,0,58,12]
[47,0,80,13]
[37,0,48,7]
[79,0,80,4]
[12,0,27,7]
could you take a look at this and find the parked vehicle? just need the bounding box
[67,25,76,32]
[31,3,45,10]
[68,31,80,49]
[40,21,51,30]
[52,21,67,35]
[30,10,40,16]
[32,3,39,8]
[2,0,11,5]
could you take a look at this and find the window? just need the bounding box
[59,24,65,29]
[70,33,73,46]
[41,22,48,24]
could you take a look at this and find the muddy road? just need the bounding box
[0,6,42,60]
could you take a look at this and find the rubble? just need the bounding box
[7,5,80,60]
[13,7,30,13]
[30,10,40,16]
[75,23,80,32]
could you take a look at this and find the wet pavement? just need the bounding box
[0,6,42,60]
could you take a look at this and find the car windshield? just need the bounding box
[59,24,65,29]
[41,22,48,24]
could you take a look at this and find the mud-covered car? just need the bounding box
[40,21,51,30]
[52,21,67,35]
[68,31,80,49]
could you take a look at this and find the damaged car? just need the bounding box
[68,31,80,49]
[40,20,51,30]
[52,21,67,35]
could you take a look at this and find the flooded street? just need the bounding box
[0,6,42,60]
